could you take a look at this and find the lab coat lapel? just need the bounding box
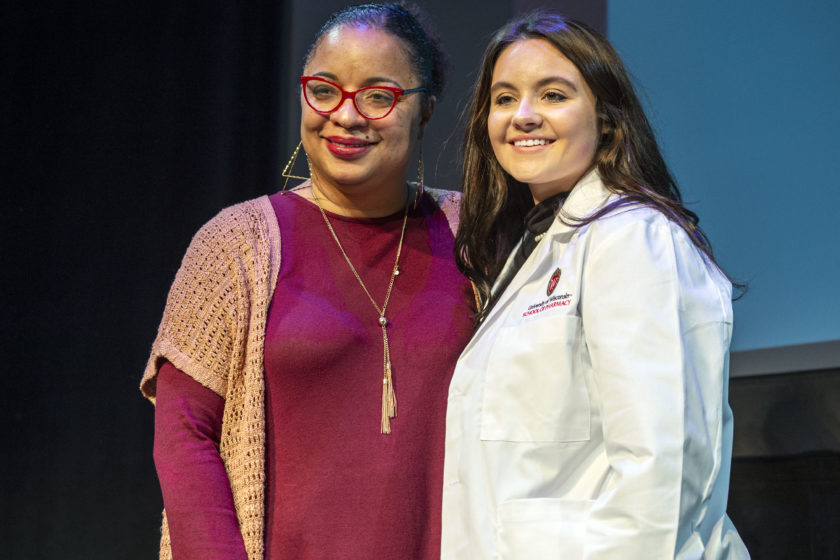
[551,169,612,234]
[467,170,612,343]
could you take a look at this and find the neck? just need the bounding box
[529,183,573,205]
[528,166,596,204]
[306,172,409,218]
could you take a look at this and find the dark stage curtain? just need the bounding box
[1,2,289,557]
[728,368,840,559]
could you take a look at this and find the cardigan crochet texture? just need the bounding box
[141,188,462,560]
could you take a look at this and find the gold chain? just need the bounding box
[311,184,410,434]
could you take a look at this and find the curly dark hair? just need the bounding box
[303,2,447,101]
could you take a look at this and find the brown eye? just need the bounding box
[543,90,568,103]
[360,88,396,108]
[309,83,339,100]
[494,94,516,106]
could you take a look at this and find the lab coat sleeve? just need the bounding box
[579,213,729,559]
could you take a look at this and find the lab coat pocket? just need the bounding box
[480,315,589,442]
[497,498,593,559]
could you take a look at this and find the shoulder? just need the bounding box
[187,196,277,262]
[194,196,275,248]
[177,195,279,290]
[562,171,673,241]
[587,202,670,240]
[424,186,462,233]
[579,201,711,276]
[583,202,732,301]
[424,186,462,207]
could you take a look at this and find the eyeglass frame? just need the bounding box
[300,76,427,120]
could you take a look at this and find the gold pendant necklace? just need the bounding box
[311,184,410,434]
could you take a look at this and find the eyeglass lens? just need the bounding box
[304,80,397,119]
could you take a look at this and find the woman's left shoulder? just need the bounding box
[424,186,462,209]
[588,203,731,299]
[422,186,462,233]
[587,202,689,249]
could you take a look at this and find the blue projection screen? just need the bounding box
[607,0,840,375]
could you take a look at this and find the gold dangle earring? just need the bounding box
[414,143,424,209]
[281,140,310,193]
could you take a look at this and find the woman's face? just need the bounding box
[487,38,599,202]
[301,25,427,197]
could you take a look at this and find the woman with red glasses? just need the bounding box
[140,4,475,559]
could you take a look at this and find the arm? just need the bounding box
[154,361,248,560]
[580,214,730,558]
[141,202,273,558]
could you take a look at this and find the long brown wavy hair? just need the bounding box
[455,12,734,312]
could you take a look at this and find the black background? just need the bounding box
[2,2,287,557]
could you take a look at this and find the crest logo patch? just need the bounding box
[547,267,561,296]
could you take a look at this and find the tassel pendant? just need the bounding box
[312,181,409,434]
[380,362,397,434]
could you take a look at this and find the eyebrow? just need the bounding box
[490,76,579,93]
[310,71,403,88]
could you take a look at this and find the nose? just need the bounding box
[512,98,542,131]
[330,97,367,128]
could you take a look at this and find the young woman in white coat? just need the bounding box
[443,12,750,559]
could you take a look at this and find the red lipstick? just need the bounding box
[324,136,375,158]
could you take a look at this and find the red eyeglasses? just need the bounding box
[300,76,427,120]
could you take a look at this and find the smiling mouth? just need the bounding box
[326,137,375,148]
[512,139,553,147]
[324,137,376,159]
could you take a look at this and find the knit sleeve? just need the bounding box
[140,205,252,401]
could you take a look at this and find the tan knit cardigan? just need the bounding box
[141,189,461,560]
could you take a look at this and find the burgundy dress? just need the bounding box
[154,190,475,559]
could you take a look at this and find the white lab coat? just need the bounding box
[441,171,749,559]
